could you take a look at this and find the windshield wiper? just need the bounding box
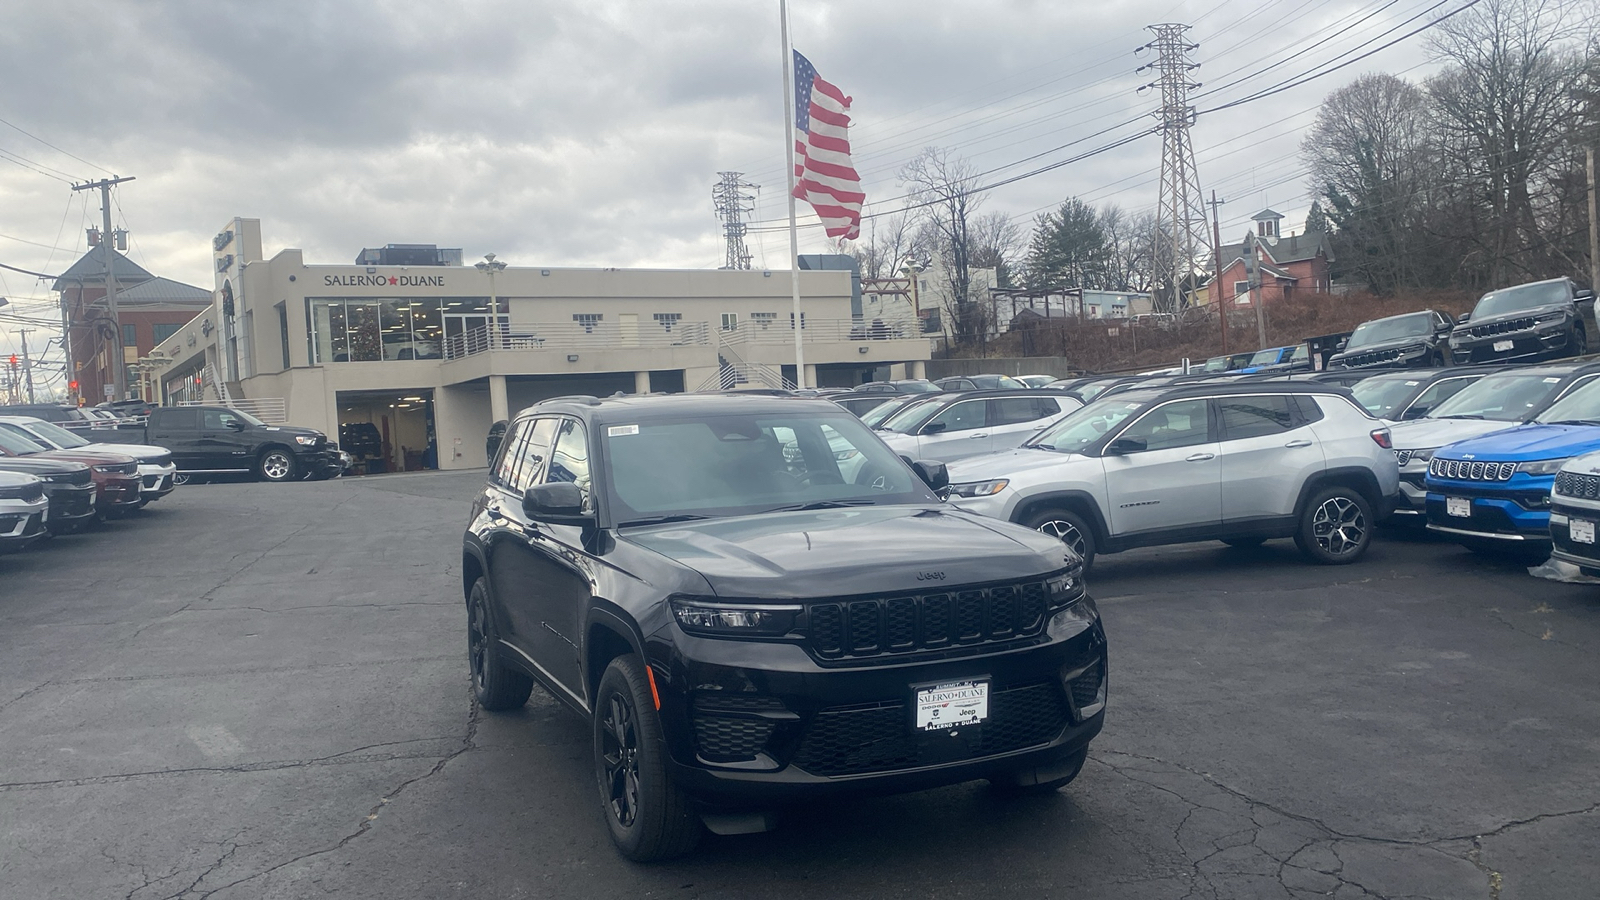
[1438,414,1485,419]
[764,500,878,512]
[1544,419,1600,427]
[616,514,713,528]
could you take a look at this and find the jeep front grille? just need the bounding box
[1555,470,1600,500]
[1429,458,1516,482]
[1468,316,1537,338]
[807,579,1050,661]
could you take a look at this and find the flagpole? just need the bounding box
[780,0,806,389]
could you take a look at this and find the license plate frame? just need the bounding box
[1446,496,1472,518]
[914,679,990,732]
[1493,339,1514,353]
[1572,519,1596,544]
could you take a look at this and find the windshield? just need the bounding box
[1473,281,1570,319]
[229,408,267,426]
[1074,379,1121,402]
[1025,397,1148,454]
[0,426,49,455]
[879,396,950,433]
[1248,348,1285,366]
[1427,373,1566,421]
[1351,377,1425,418]
[858,397,914,427]
[985,375,1026,389]
[602,410,934,523]
[17,419,90,448]
[1348,314,1432,348]
[897,380,942,393]
[1536,378,1600,425]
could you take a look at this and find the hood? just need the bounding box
[623,505,1065,599]
[1330,336,1430,362]
[85,442,171,462]
[0,456,87,476]
[1562,450,1600,476]
[28,448,139,467]
[1388,418,1519,451]
[255,424,323,439]
[947,447,1084,482]
[1435,423,1600,461]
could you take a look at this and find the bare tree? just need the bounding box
[840,210,924,280]
[901,147,986,345]
[1104,208,1156,293]
[969,212,1023,287]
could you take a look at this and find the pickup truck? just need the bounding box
[103,406,343,483]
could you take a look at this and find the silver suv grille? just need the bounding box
[1429,458,1515,482]
[1555,471,1600,499]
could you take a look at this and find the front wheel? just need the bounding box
[467,578,532,711]
[593,655,702,862]
[256,449,297,483]
[1021,507,1096,570]
[1294,487,1373,564]
[1572,327,1588,357]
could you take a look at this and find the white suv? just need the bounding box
[876,391,1083,463]
[945,384,1400,567]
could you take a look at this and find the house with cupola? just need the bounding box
[1202,209,1334,307]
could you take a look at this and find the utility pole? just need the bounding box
[1209,191,1228,354]
[1587,147,1598,297]
[712,172,759,270]
[1138,23,1209,314]
[1251,237,1267,349]
[71,175,136,402]
[17,329,35,404]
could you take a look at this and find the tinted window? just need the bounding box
[544,419,592,509]
[1535,378,1600,425]
[1030,397,1147,453]
[992,397,1051,426]
[1428,373,1568,421]
[491,421,527,487]
[1405,377,1475,419]
[202,409,251,430]
[925,399,989,433]
[511,418,560,492]
[0,427,48,454]
[1218,395,1296,440]
[1118,399,1211,451]
[1352,376,1425,418]
[157,408,200,430]
[1473,280,1571,318]
[1347,313,1433,348]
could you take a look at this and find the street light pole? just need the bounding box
[475,253,507,347]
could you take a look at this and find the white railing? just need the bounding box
[694,363,797,392]
[723,316,924,345]
[203,363,232,404]
[177,397,288,424]
[442,321,714,360]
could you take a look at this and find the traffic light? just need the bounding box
[69,379,79,392]
[6,355,15,368]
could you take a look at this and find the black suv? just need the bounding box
[1449,277,1595,365]
[463,394,1106,861]
[1328,309,1454,369]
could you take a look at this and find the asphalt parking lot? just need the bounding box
[4,471,1599,899]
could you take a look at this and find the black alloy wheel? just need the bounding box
[1022,507,1096,570]
[1573,327,1588,357]
[593,655,701,861]
[467,578,532,711]
[1294,487,1373,564]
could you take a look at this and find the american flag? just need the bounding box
[792,50,864,240]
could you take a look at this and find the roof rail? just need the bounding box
[536,394,603,406]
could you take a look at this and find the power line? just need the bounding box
[0,115,114,177]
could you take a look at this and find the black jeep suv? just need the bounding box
[1328,309,1454,369]
[462,394,1106,861]
[1449,277,1596,365]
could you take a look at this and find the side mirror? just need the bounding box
[228,420,247,431]
[1105,437,1147,456]
[523,482,590,523]
[921,421,948,435]
[910,459,948,492]
[1336,339,1348,351]
[1456,312,1471,324]
[1401,407,1426,420]
[1576,288,1595,302]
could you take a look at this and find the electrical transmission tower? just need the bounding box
[712,171,759,270]
[1138,24,1210,313]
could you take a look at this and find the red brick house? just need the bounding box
[51,245,213,403]
[1204,209,1333,307]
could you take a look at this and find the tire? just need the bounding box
[172,473,190,486]
[1021,506,1096,570]
[1572,327,1588,358]
[256,448,297,483]
[989,747,1089,796]
[593,655,702,862]
[1222,536,1266,548]
[467,578,533,711]
[1294,486,1373,565]
[1430,350,1448,367]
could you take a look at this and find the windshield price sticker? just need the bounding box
[607,425,639,437]
[916,681,989,731]
[1572,519,1595,544]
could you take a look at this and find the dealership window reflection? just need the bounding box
[308,298,492,363]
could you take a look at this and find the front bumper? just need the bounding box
[138,463,178,501]
[296,448,346,478]
[95,474,144,510]
[650,607,1106,807]
[1451,325,1573,365]
[1392,466,1428,516]
[1328,346,1431,369]
[1424,480,1553,541]
[0,499,49,552]
[1549,503,1600,568]
[43,483,97,533]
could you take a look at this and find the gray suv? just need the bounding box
[945,383,1400,567]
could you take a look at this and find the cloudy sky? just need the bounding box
[0,0,1450,383]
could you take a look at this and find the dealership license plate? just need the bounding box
[1572,519,1596,544]
[915,680,989,731]
[1447,497,1472,518]
[1493,339,1514,352]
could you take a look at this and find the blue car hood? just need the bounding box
[1437,423,1600,461]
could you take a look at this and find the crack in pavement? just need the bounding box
[0,679,52,717]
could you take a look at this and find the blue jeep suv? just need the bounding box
[1424,376,1600,552]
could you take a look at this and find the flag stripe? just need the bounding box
[792,50,862,240]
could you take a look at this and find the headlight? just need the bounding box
[92,463,136,474]
[1045,565,1086,611]
[834,448,859,461]
[1408,449,1436,463]
[1518,458,1570,475]
[1535,311,1566,325]
[947,479,1009,498]
[670,598,801,637]
[294,435,320,446]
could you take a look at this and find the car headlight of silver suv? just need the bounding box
[947,479,1009,498]
[1518,457,1570,476]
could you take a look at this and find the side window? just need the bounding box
[992,397,1047,426]
[1117,399,1211,452]
[512,418,560,492]
[493,421,529,488]
[160,408,200,430]
[544,419,592,510]
[203,410,245,430]
[1556,374,1600,401]
[1035,397,1062,416]
[1406,378,1472,419]
[1218,395,1296,441]
[925,399,988,434]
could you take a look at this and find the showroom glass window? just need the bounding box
[308,298,497,363]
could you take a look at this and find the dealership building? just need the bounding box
[146,218,932,472]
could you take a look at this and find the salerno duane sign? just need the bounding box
[322,273,446,287]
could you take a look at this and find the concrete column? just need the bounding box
[909,360,927,379]
[803,364,818,388]
[634,370,651,394]
[489,374,509,422]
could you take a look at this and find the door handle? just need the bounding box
[1284,439,1313,448]
[1185,452,1216,462]
[969,433,989,439]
